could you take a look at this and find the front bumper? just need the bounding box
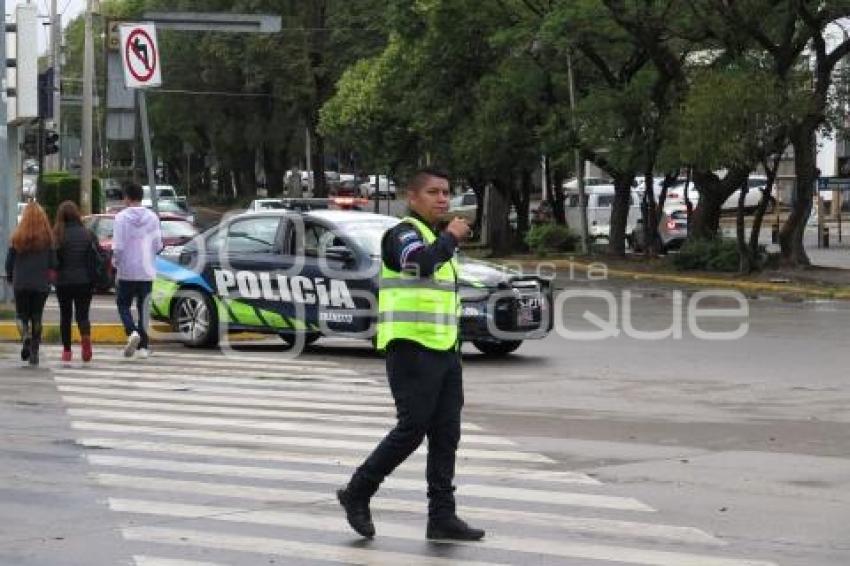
[459,279,553,342]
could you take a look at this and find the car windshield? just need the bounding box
[161,220,197,239]
[339,218,400,255]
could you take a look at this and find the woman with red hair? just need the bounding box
[5,202,56,366]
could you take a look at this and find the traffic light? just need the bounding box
[44,130,59,155]
[22,131,38,157]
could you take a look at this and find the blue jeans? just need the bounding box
[116,280,153,349]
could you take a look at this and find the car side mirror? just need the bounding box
[324,245,354,263]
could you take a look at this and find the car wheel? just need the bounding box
[172,288,219,348]
[280,332,321,347]
[472,339,522,356]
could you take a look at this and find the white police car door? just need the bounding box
[292,219,368,336]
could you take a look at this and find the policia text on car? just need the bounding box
[337,167,486,541]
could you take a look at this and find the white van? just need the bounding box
[564,186,642,241]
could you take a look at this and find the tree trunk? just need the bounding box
[735,180,753,273]
[264,145,286,198]
[551,167,566,225]
[515,169,532,251]
[488,177,513,256]
[689,167,749,239]
[310,120,327,197]
[468,174,485,235]
[779,126,816,267]
[606,175,633,256]
[748,155,780,264]
[641,169,659,256]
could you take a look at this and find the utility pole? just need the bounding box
[1,8,11,302]
[567,52,589,254]
[49,0,62,171]
[80,0,95,215]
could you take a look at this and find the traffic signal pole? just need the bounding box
[1,9,12,303]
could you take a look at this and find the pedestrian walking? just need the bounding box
[337,167,484,541]
[113,182,162,359]
[53,200,97,363]
[5,202,56,367]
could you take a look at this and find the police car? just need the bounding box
[151,209,553,356]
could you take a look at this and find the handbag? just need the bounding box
[87,235,111,289]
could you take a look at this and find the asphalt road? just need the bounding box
[2,278,848,565]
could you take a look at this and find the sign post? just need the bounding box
[119,23,161,213]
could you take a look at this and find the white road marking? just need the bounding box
[72,421,554,463]
[97,473,719,546]
[123,526,504,566]
[66,408,513,446]
[88,455,644,510]
[79,438,595,485]
[114,499,778,566]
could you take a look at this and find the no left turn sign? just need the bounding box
[119,23,162,88]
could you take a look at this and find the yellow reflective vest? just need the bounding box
[376,216,460,351]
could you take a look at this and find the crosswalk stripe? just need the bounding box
[57,384,396,415]
[88,455,644,510]
[56,359,358,376]
[55,363,374,387]
[64,362,374,383]
[81,439,594,485]
[133,557,228,566]
[123,526,503,566]
[63,396,405,427]
[65,408,514,446]
[72,421,555,463]
[56,368,387,393]
[113,499,777,566]
[44,349,347,368]
[54,376,393,405]
[97,473,719,546]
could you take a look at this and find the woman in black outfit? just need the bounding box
[5,202,56,367]
[54,200,96,363]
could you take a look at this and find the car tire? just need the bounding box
[280,332,321,347]
[472,339,522,356]
[172,288,219,348]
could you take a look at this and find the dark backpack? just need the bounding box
[87,234,111,289]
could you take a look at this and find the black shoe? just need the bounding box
[427,516,485,541]
[20,338,31,361]
[29,350,39,367]
[337,487,375,538]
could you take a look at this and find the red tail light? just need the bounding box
[666,220,677,230]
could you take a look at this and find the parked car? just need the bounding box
[83,212,199,290]
[360,175,397,199]
[564,186,642,241]
[141,185,179,207]
[721,176,774,213]
[449,190,478,223]
[631,203,690,252]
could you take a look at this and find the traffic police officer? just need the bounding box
[337,167,485,541]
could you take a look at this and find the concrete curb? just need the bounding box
[498,257,850,299]
[0,322,266,344]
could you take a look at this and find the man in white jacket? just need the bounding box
[112,182,162,358]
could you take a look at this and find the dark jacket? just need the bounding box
[381,211,458,277]
[56,222,95,287]
[5,247,58,293]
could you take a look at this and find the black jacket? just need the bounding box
[381,211,458,277]
[5,247,57,293]
[56,222,95,287]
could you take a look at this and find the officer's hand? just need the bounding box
[446,217,472,241]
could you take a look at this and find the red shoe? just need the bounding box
[81,336,93,362]
[61,349,72,363]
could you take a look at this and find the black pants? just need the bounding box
[116,280,152,349]
[356,339,464,519]
[14,289,49,341]
[56,284,93,349]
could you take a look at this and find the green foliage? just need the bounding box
[39,173,103,222]
[525,223,579,255]
[672,238,763,273]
